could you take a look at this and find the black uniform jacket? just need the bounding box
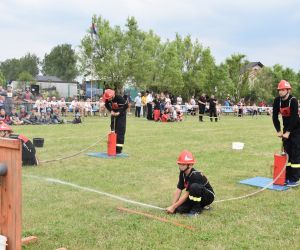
[105,95,128,116]
[177,168,214,195]
[272,95,300,133]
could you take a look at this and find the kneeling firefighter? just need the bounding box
[166,150,215,215]
[0,122,38,165]
[104,89,128,154]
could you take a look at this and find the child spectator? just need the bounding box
[58,97,67,116]
[0,108,11,124]
[28,108,41,124]
[161,109,170,122]
[72,112,82,124]
[51,108,63,124]
[9,107,24,125]
[176,106,183,121]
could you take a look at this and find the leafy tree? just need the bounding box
[225,54,250,100]
[0,71,6,86]
[212,63,233,100]
[0,58,21,81]
[251,67,275,103]
[80,16,128,91]
[17,71,34,82]
[42,44,78,81]
[19,53,39,77]
[79,15,300,102]
[0,53,39,81]
[199,48,216,95]
[158,40,184,95]
[136,30,162,90]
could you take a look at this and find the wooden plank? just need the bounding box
[117,207,196,231]
[0,138,22,250]
[21,236,38,245]
[0,138,20,150]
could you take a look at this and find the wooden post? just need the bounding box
[0,138,22,250]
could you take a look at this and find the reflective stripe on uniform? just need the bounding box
[287,162,291,166]
[291,164,300,168]
[189,195,201,202]
[116,144,123,147]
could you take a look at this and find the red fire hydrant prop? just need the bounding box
[107,131,117,156]
[273,152,287,186]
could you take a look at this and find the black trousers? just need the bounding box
[135,106,141,117]
[147,103,153,120]
[209,108,217,122]
[176,183,215,214]
[199,105,205,121]
[111,114,126,153]
[283,131,300,182]
[142,105,146,117]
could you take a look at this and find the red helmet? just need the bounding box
[0,122,13,132]
[177,150,196,165]
[277,80,291,90]
[103,89,115,101]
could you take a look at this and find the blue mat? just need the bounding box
[239,176,290,191]
[86,152,129,158]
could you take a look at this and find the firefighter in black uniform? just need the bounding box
[166,150,215,215]
[272,80,300,187]
[198,93,206,122]
[0,122,38,165]
[104,89,128,154]
[209,95,218,122]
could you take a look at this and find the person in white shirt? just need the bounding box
[98,97,107,117]
[50,96,58,112]
[177,95,182,105]
[71,97,79,114]
[35,95,43,115]
[134,93,142,117]
[58,97,67,116]
[84,98,93,116]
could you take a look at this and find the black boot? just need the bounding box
[116,146,122,154]
[189,204,203,215]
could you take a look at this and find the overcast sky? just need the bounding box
[1,0,300,71]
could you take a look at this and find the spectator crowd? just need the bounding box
[0,84,275,127]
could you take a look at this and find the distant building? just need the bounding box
[240,62,264,86]
[11,75,78,98]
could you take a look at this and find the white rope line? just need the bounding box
[24,174,165,211]
[25,155,288,209]
[39,137,104,164]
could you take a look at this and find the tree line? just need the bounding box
[1,15,300,103]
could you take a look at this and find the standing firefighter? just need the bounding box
[104,89,128,154]
[272,80,300,187]
[166,150,215,215]
[198,93,206,122]
[0,122,38,165]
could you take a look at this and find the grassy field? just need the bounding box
[16,114,299,249]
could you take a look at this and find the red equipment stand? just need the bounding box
[107,131,117,156]
[273,152,287,186]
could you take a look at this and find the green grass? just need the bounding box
[17,115,300,249]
